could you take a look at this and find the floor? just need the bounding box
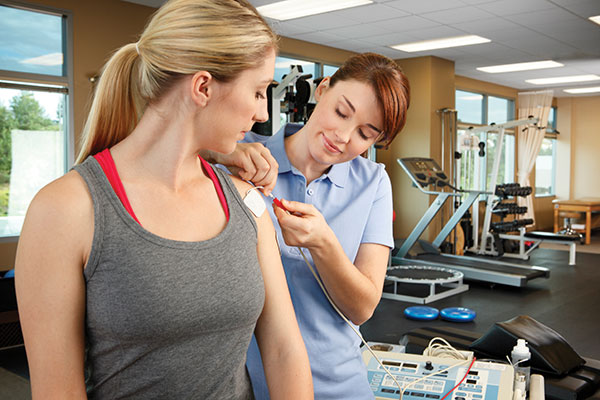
[363,231,600,361]
[1,232,599,399]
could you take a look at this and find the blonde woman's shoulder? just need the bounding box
[19,170,95,262]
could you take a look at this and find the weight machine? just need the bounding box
[471,118,580,264]
[252,65,317,136]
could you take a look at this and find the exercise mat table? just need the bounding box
[383,265,468,304]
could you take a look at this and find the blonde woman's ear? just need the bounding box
[190,71,213,107]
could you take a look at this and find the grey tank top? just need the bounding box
[74,157,264,399]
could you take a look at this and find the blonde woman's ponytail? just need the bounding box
[76,44,141,163]
[76,0,277,164]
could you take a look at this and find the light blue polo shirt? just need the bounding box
[244,124,394,400]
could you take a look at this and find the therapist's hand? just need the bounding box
[202,143,279,195]
[273,199,333,250]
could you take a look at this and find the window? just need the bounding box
[274,56,318,83]
[455,90,516,192]
[0,2,72,240]
[536,106,557,197]
[323,64,339,77]
[456,90,483,124]
[546,106,556,133]
[487,96,513,124]
[535,138,556,196]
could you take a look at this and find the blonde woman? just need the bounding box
[15,0,312,398]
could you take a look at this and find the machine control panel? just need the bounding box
[362,350,514,400]
[398,157,450,190]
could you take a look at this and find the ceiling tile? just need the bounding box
[458,0,498,4]
[459,42,531,60]
[503,8,580,26]
[288,13,359,30]
[450,17,522,34]
[403,25,468,40]
[293,31,347,45]
[327,38,379,52]
[501,36,582,58]
[483,27,545,42]
[321,23,391,39]
[475,0,555,17]
[360,31,420,46]
[421,6,496,24]
[375,15,441,32]
[269,21,314,36]
[554,0,600,18]
[333,3,410,23]
[385,0,465,14]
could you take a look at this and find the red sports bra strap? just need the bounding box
[93,149,230,224]
[199,156,230,221]
[94,148,142,225]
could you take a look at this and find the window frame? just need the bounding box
[0,0,74,242]
[535,106,558,198]
[276,53,340,80]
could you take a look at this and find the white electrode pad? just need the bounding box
[243,188,266,217]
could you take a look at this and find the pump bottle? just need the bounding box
[511,339,531,390]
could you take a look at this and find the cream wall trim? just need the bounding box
[379,56,455,240]
[571,96,600,199]
[455,75,517,100]
[278,36,357,66]
[556,97,572,200]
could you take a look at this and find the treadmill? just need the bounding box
[394,157,549,287]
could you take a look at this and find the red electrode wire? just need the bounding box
[272,197,289,212]
[440,357,477,400]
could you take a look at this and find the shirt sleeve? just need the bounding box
[241,130,269,145]
[360,164,394,249]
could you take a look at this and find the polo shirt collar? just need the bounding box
[269,124,350,188]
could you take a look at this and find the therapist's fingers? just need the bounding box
[276,199,316,216]
[235,144,278,195]
[272,200,329,248]
[249,150,279,195]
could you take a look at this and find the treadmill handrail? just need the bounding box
[397,158,492,196]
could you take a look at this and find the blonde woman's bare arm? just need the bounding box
[15,172,93,399]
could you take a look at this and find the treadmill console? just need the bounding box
[398,157,450,190]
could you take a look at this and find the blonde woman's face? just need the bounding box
[205,49,276,154]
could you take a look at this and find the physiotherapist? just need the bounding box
[209,52,410,399]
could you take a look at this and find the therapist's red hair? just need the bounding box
[329,53,410,148]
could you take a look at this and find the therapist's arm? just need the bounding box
[199,143,279,195]
[273,200,389,326]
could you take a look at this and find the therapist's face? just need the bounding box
[303,78,384,166]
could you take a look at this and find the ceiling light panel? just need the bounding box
[590,15,600,25]
[477,60,563,73]
[257,0,372,21]
[390,35,490,52]
[526,75,600,85]
[564,86,600,94]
